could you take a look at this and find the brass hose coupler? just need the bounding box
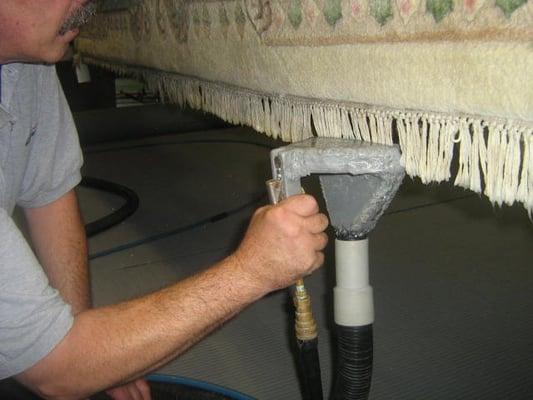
[266,179,318,341]
[294,279,318,341]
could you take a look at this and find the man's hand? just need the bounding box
[105,378,151,400]
[234,194,329,293]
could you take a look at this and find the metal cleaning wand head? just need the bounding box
[270,137,405,239]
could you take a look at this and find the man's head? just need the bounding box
[0,0,97,64]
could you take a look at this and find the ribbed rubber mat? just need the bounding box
[156,197,533,399]
[84,131,532,400]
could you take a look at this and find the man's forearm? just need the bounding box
[24,190,91,314]
[17,195,328,400]
[17,253,264,400]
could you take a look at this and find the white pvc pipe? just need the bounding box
[334,238,374,326]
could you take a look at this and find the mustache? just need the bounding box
[59,0,98,35]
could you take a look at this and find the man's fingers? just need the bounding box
[313,232,328,251]
[107,380,150,400]
[127,384,143,400]
[106,387,129,400]
[279,194,319,216]
[311,252,325,271]
[305,213,329,234]
[135,378,151,400]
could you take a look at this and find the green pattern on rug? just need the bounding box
[495,0,528,17]
[426,0,454,21]
[288,0,303,29]
[370,0,394,25]
[324,0,343,26]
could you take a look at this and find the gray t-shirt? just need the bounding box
[0,63,83,378]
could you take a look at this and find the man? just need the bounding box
[0,1,329,399]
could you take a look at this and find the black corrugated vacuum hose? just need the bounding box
[80,176,139,237]
[330,324,373,400]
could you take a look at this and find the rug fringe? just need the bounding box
[85,58,532,215]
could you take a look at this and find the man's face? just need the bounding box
[0,0,97,64]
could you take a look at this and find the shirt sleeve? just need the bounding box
[17,65,83,208]
[0,208,74,379]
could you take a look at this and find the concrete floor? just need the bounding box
[79,125,533,399]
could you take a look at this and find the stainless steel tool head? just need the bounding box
[270,137,405,239]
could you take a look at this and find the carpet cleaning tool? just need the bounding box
[268,138,405,400]
[266,179,323,400]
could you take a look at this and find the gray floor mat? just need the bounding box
[80,127,533,399]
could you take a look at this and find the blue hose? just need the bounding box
[147,373,256,400]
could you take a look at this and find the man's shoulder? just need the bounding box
[6,62,56,82]
[5,63,59,104]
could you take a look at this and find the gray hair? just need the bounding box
[59,0,98,35]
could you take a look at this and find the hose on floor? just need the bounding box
[0,374,256,400]
[87,192,265,260]
[146,374,256,400]
[80,176,139,238]
[81,137,275,254]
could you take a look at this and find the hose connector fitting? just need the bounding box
[294,280,318,341]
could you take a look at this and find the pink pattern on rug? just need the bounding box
[351,0,362,17]
[464,0,485,20]
[396,0,418,23]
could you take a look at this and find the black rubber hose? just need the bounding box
[88,193,265,260]
[297,338,324,400]
[330,324,373,400]
[80,176,139,237]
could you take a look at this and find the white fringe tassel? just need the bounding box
[87,59,533,215]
